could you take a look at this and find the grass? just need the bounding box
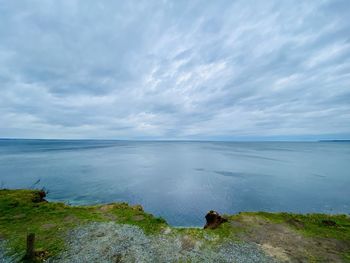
[244,211,350,240]
[0,189,167,260]
[1,190,350,262]
[238,211,350,262]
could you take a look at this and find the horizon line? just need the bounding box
[1,137,349,143]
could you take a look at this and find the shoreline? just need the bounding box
[1,189,350,262]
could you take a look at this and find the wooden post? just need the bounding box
[25,233,35,260]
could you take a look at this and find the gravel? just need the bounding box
[48,222,276,263]
[0,240,19,263]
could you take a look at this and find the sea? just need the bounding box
[0,139,349,226]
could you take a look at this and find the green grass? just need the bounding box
[1,190,350,262]
[344,251,350,263]
[0,189,167,260]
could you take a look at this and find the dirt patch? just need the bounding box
[132,215,145,221]
[286,218,304,229]
[260,243,290,262]
[181,235,196,250]
[63,215,78,223]
[103,213,117,221]
[235,215,349,262]
[99,204,115,212]
[13,214,26,219]
[41,223,56,230]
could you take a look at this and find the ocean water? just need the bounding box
[0,139,349,226]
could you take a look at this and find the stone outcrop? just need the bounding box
[32,190,47,203]
[204,210,227,229]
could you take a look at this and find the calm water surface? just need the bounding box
[0,139,349,226]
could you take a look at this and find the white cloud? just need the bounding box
[0,0,349,139]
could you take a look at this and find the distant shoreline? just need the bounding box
[318,140,350,142]
[1,138,350,142]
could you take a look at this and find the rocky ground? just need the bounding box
[48,222,275,263]
[0,240,20,263]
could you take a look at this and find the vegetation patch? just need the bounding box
[0,189,167,261]
[1,190,350,262]
[232,212,350,262]
[244,211,350,240]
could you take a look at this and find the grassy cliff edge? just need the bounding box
[1,189,349,262]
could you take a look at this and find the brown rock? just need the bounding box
[321,219,337,227]
[204,210,228,229]
[32,190,47,203]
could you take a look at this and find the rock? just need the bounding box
[321,219,337,227]
[32,190,47,203]
[204,210,228,229]
[163,227,172,235]
[132,204,144,212]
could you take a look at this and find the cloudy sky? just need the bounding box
[0,0,349,140]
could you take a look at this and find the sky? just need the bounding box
[0,0,350,140]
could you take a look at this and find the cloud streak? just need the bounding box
[0,0,349,140]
